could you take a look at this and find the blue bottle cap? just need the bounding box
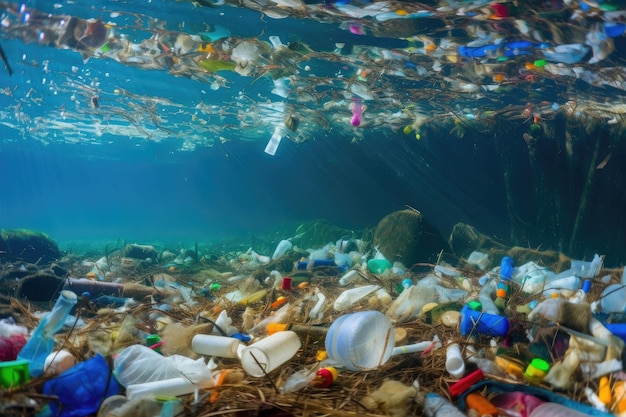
[582,279,592,294]
[401,278,413,288]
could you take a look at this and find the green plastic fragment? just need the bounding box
[467,300,482,311]
[533,59,546,67]
[198,59,236,73]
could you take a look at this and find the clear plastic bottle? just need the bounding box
[18,290,77,377]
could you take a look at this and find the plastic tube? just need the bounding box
[449,369,483,397]
[309,290,326,320]
[392,336,441,356]
[126,377,198,399]
[339,270,359,286]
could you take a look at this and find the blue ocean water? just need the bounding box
[0,0,624,259]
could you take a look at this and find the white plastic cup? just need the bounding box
[325,310,395,371]
[126,377,198,399]
[191,335,243,358]
[239,331,301,377]
[445,342,465,379]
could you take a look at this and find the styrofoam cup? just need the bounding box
[239,331,301,377]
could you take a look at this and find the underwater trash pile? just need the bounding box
[0,217,624,416]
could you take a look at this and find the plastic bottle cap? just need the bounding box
[496,289,507,298]
[525,358,550,380]
[312,367,338,387]
[467,300,482,311]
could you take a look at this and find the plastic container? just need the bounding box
[525,358,550,384]
[126,377,198,399]
[18,290,78,377]
[466,391,498,417]
[191,335,243,358]
[460,305,510,337]
[240,331,301,377]
[570,254,602,278]
[325,311,394,371]
[0,359,29,389]
[367,258,392,274]
[599,283,626,313]
[445,343,465,379]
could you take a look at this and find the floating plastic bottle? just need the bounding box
[264,125,286,156]
[18,290,78,377]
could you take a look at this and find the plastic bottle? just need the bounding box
[459,305,510,337]
[325,311,394,371]
[18,290,78,377]
[264,125,285,156]
[339,269,359,286]
[542,43,590,64]
[271,239,292,260]
[239,331,301,377]
[333,284,380,311]
[423,392,466,417]
[114,344,214,387]
[191,335,243,359]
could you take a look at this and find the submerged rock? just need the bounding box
[0,229,61,265]
[373,209,450,267]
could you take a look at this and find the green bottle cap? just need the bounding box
[533,59,546,67]
[468,300,482,311]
